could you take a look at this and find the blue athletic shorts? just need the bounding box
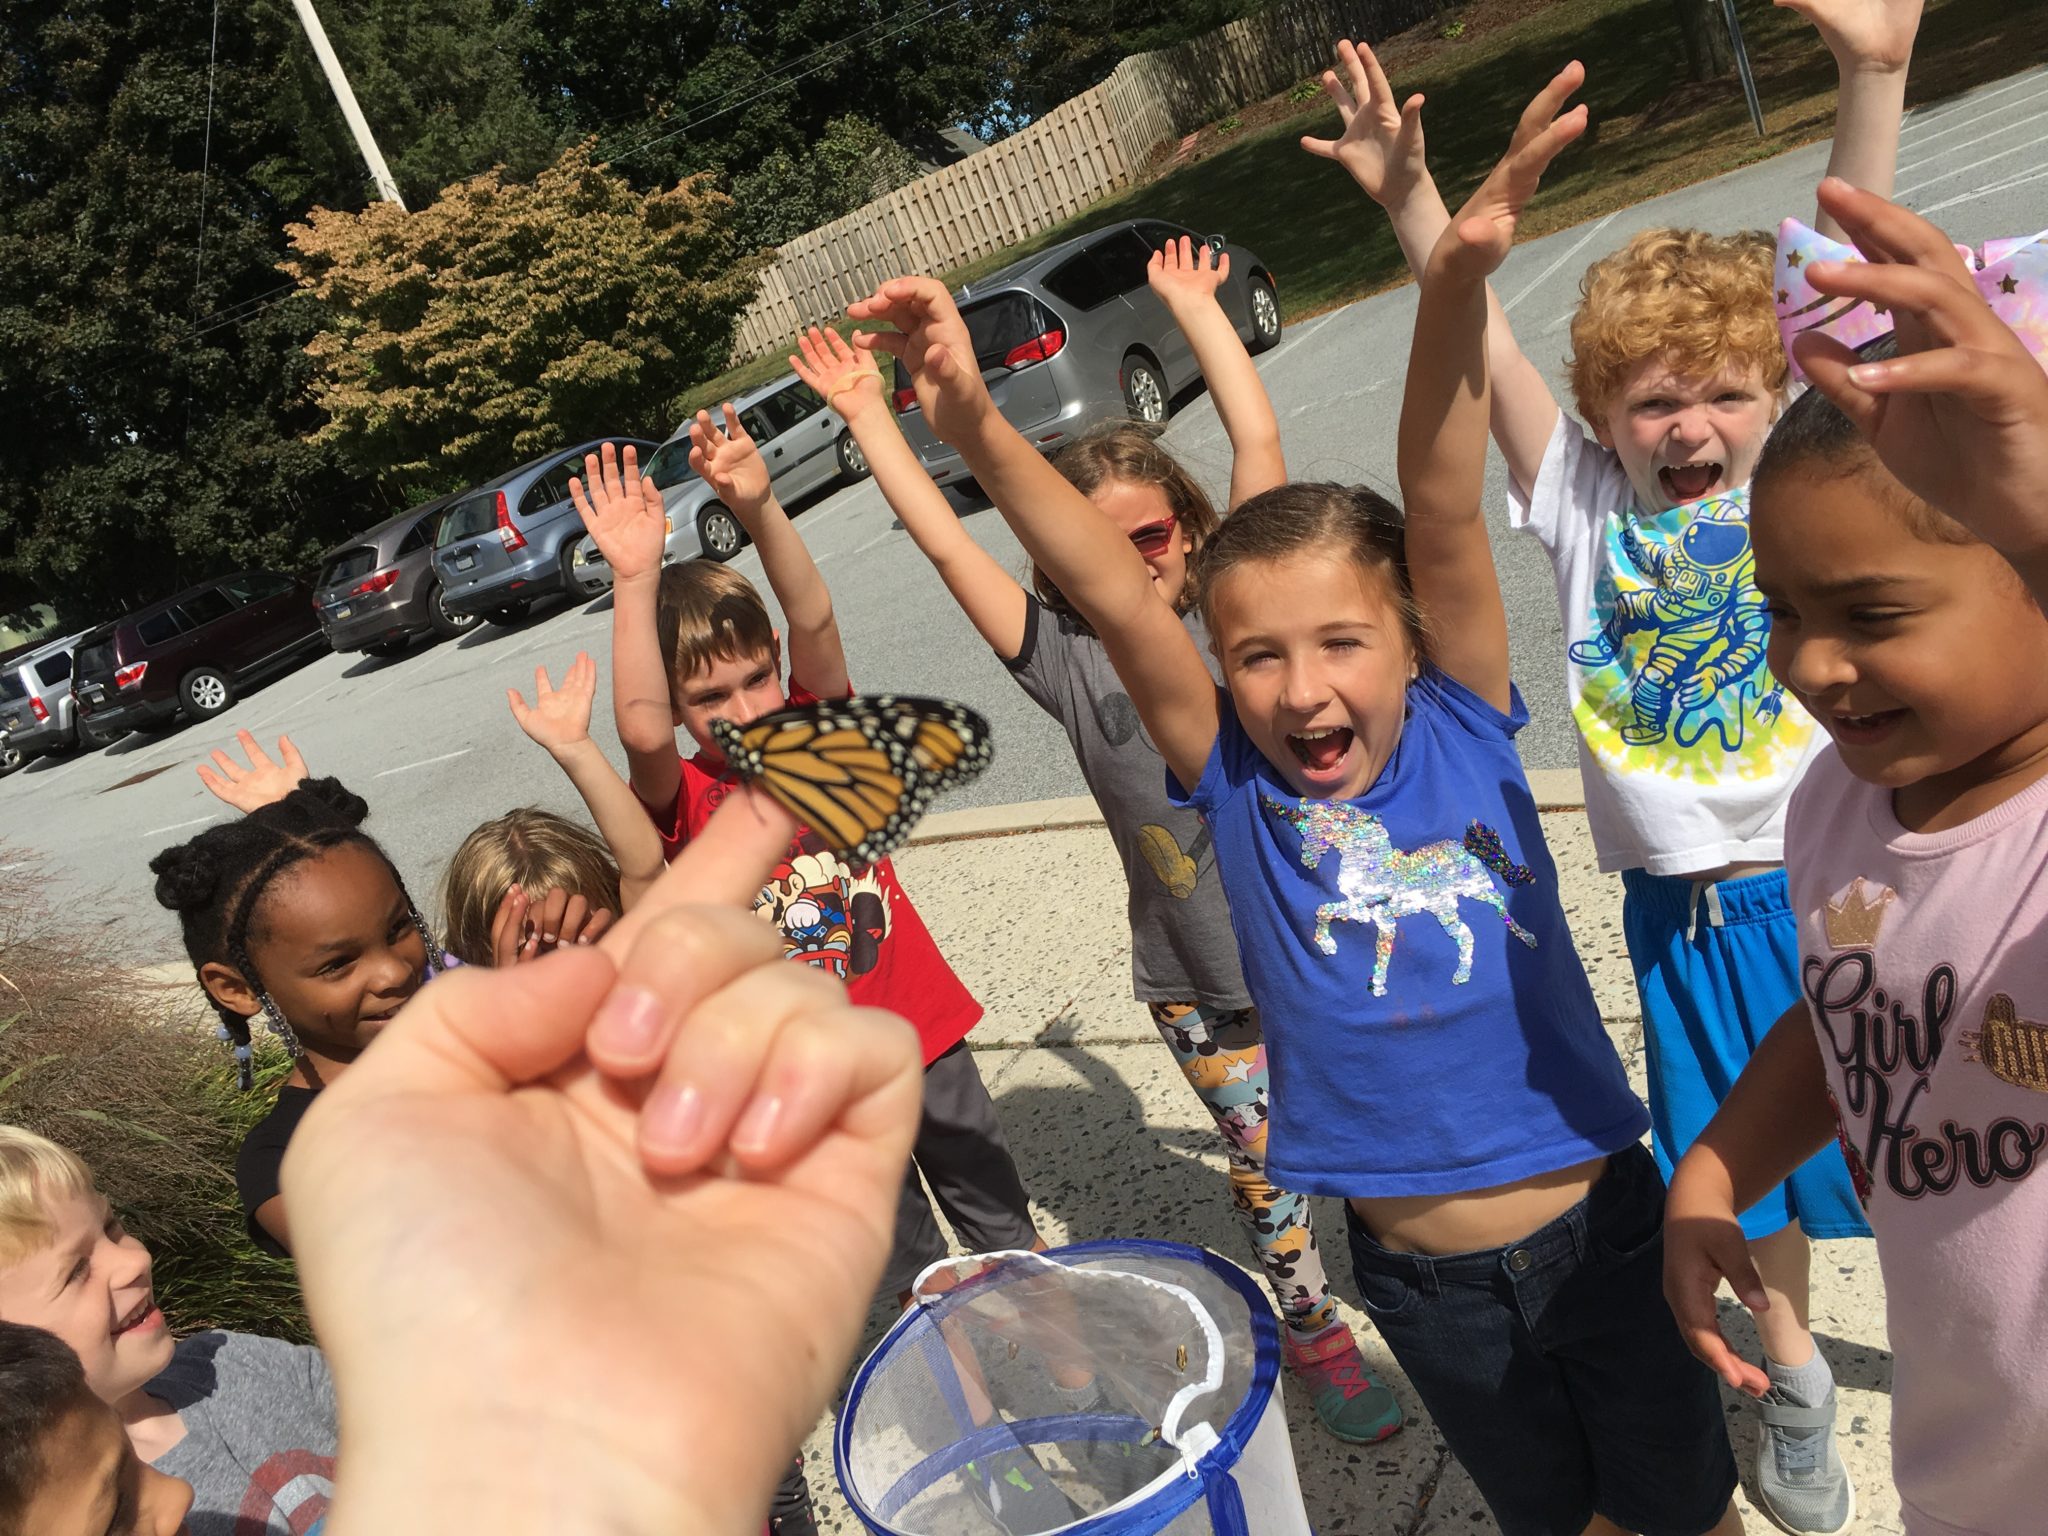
[1621,867,1869,1242]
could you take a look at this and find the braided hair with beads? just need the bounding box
[149,778,444,1089]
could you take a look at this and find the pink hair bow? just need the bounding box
[1774,217,2048,381]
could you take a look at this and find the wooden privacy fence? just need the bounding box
[728,0,1438,363]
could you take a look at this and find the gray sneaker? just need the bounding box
[1755,1386,1856,1535]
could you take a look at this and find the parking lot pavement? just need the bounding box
[6,64,2042,960]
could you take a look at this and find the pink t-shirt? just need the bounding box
[1786,748,2048,1536]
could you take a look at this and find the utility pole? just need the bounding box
[287,0,408,208]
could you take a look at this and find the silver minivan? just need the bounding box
[893,219,1280,499]
[0,631,90,773]
[568,374,872,593]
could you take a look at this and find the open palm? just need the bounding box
[1299,38,1429,208]
[689,404,773,512]
[790,326,884,423]
[506,652,596,752]
[1432,61,1588,284]
[570,442,667,584]
[1147,235,1230,311]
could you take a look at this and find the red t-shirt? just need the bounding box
[641,681,982,1065]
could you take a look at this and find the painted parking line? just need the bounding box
[1921,162,2048,217]
[1901,67,2047,132]
[1896,76,2048,168]
[1504,212,1620,314]
[374,748,472,778]
[1896,123,2048,200]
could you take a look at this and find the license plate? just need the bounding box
[2,713,19,731]
[81,684,105,703]
[333,604,353,621]
[455,553,475,571]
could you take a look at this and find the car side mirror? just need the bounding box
[1206,234,1227,255]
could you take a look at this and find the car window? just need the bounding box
[958,292,1064,371]
[520,463,576,518]
[643,439,696,491]
[739,407,776,445]
[397,517,435,557]
[136,612,183,646]
[35,653,72,686]
[1090,229,1155,297]
[175,588,235,629]
[222,572,294,604]
[762,382,825,435]
[321,547,379,587]
[439,492,498,545]
[1040,251,1121,313]
[0,670,24,703]
[1136,220,1196,254]
[75,637,117,676]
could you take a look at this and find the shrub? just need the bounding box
[1216,113,1244,136]
[1287,78,1322,104]
[0,852,307,1341]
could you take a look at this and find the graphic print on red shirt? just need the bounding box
[642,681,982,1064]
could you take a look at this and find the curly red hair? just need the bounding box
[1566,227,1787,424]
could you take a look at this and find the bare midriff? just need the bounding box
[1349,1154,1611,1256]
[1680,860,1776,885]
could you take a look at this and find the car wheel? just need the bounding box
[699,502,744,561]
[836,430,872,482]
[1247,275,1282,353]
[1123,356,1168,424]
[426,581,477,640]
[485,600,530,627]
[181,666,236,719]
[0,740,22,776]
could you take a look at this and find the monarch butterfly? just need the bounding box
[711,695,993,866]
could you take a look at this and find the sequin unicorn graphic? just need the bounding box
[1261,795,1538,996]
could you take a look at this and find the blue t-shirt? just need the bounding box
[1173,669,1648,1198]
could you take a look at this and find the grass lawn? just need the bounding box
[674,0,2046,417]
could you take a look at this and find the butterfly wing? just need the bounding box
[711,696,991,866]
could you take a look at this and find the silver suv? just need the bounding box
[0,632,89,773]
[892,219,1280,499]
[569,374,871,593]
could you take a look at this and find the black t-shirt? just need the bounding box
[234,1085,318,1259]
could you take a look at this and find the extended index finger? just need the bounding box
[600,784,798,956]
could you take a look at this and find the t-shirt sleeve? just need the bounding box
[1507,414,1633,555]
[1168,688,1247,816]
[636,771,690,862]
[1415,668,1529,742]
[234,1099,307,1259]
[1002,598,1078,724]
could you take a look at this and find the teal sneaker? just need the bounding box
[1283,1322,1404,1444]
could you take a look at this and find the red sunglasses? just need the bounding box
[1128,513,1179,558]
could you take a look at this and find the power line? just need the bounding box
[599,0,979,168]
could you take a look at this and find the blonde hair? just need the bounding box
[1566,227,1786,424]
[1195,483,1429,657]
[655,561,776,698]
[1044,422,1220,622]
[0,1129,96,1267]
[440,809,624,965]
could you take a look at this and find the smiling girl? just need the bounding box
[852,71,1744,1536]
[150,778,449,1257]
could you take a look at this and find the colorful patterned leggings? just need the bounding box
[1148,1000,1337,1335]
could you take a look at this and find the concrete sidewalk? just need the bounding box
[801,786,1897,1535]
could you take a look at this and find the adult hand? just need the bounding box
[570,442,668,585]
[287,789,923,1536]
[196,729,309,812]
[1299,39,1430,209]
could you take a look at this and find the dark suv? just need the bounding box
[314,493,475,655]
[72,571,327,736]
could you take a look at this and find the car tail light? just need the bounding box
[494,491,525,551]
[1003,328,1065,369]
[30,697,47,723]
[114,661,148,690]
[350,568,399,597]
[892,387,918,414]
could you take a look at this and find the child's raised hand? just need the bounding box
[1777,0,1922,72]
[506,651,597,754]
[282,788,921,1535]
[197,729,308,813]
[1146,235,1230,311]
[1797,178,2048,565]
[1299,38,1430,210]
[569,442,667,585]
[789,326,885,423]
[1427,60,1588,285]
[688,403,774,516]
[848,276,992,446]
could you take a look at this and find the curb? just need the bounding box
[906,767,1588,846]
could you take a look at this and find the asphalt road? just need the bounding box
[9,63,2046,962]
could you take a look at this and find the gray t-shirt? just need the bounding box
[148,1330,337,1536]
[1006,597,1250,1009]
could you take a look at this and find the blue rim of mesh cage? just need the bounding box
[835,1239,1279,1536]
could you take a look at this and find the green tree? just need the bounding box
[1000,0,1256,126]
[728,114,922,249]
[284,140,759,485]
